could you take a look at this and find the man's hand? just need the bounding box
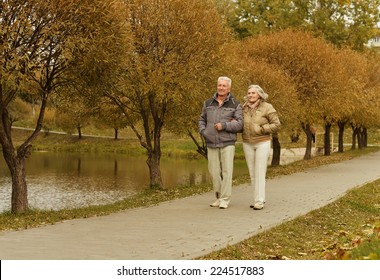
[214,123,223,131]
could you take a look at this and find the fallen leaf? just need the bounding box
[267,254,282,260]
[351,236,362,247]
[362,229,374,236]
[323,252,335,260]
[341,251,352,260]
[339,230,348,236]
[336,248,348,259]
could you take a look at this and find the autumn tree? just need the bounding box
[244,29,350,159]
[95,103,130,140]
[218,0,380,50]
[101,0,232,188]
[307,0,380,51]
[331,48,371,151]
[218,0,308,38]
[0,0,130,213]
[54,93,94,138]
[233,42,302,165]
[362,55,380,146]
[308,47,354,156]
[348,53,380,149]
[7,98,33,125]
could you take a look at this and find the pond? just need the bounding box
[0,149,305,212]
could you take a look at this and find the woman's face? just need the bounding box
[247,88,260,103]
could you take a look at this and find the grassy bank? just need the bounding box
[199,178,380,260]
[12,128,204,158]
[2,128,380,259]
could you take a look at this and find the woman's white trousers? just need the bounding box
[243,141,271,204]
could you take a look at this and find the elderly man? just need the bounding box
[198,76,243,209]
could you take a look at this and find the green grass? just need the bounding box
[351,236,380,260]
[13,128,202,158]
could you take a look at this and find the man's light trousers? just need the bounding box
[207,145,235,205]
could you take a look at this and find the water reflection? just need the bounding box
[0,152,216,212]
[0,149,304,212]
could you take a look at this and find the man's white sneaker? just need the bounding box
[219,201,228,209]
[253,202,264,210]
[210,200,220,207]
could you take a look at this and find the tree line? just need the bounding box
[1,0,380,213]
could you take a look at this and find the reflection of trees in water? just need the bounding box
[189,172,195,185]
[202,171,207,183]
[188,171,208,185]
[1,153,259,210]
[0,154,214,211]
[114,159,118,176]
[77,158,81,175]
[1,152,316,211]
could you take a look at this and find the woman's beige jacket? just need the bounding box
[242,101,281,143]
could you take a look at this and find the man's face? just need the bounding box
[217,80,231,97]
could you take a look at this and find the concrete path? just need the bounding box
[1,151,380,260]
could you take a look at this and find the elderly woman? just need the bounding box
[242,84,281,210]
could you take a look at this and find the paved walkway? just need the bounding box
[1,151,380,260]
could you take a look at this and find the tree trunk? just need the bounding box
[188,130,207,159]
[1,145,29,213]
[77,158,82,174]
[127,115,165,189]
[302,123,313,160]
[290,129,300,143]
[351,124,357,150]
[1,105,37,213]
[324,123,331,156]
[1,90,48,213]
[363,127,367,148]
[146,152,163,188]
[271,133,281,166]
[10,159,28,213]
[357,127,363,149]
[114,128,119,140]
[337,121,345,153]
[77,126,82,139]
[146,117,164,189]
